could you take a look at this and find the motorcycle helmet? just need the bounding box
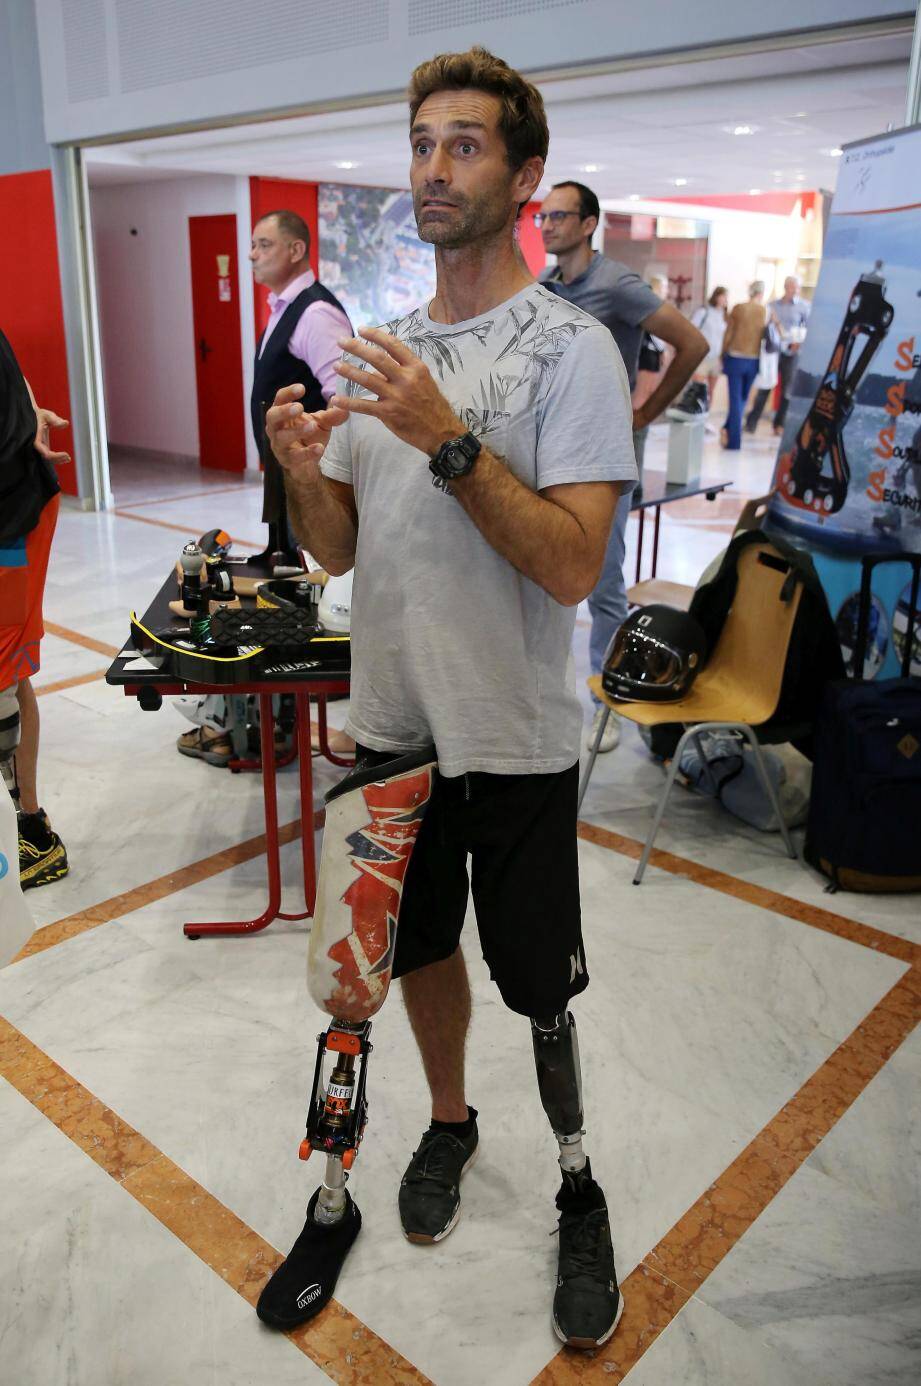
[602,604,708,703]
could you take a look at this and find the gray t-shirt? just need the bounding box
[541,253,663,388]
[320,282,636,776]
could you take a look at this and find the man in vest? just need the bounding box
[250,210,353,558]
[250,210,356,757]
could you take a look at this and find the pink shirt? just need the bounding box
[258,268,351,402]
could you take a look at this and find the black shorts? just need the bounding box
[355,747,588,1018]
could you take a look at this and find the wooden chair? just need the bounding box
[625,491,775,613]
[581,540,802,883]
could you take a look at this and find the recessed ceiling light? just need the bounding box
[822,146,843,157]
[672,177,688,186]
[749,188,762,195]
[579,163,602,173]
[628,193,641,201]
[334,160,359,170]
[722,123,760,136]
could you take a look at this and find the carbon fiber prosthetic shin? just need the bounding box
[531,1011,587,1172]
[0,685,21,803]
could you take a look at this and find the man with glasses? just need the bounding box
[539,183,707,751]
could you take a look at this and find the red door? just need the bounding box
[189,214,247,471]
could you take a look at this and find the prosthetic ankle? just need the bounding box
[302,748,437,1225]
[0,686,20,805]
[531,1011,587,1173]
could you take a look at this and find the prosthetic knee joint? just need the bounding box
[0,683,21,802]
[302,748,437,1224]
[532,1011,586,1172]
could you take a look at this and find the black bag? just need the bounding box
[762,319,782,355]
[637,332,662,373]
[804,553,921,893]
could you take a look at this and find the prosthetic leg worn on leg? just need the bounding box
[257,747,437,1330]
[532,1012,624,1348]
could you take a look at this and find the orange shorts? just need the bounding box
[0,493,60,692]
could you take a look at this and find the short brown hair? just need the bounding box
[408,46,549,169]
[257,209,311,257]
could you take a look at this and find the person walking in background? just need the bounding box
[539,185,706,752]
[744,274,811,435]
[721,281,766,450]
[690,286,728,403]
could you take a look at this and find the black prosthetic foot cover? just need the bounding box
[256,1188,361,1330]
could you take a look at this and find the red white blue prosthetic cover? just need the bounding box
[308,749,437,1023]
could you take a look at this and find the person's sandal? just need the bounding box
[176,727,233,766]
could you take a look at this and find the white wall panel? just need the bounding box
[36,0,914,145]
[91,174,247,457]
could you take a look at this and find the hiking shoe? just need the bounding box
[18,809,68,890]
[553,1160,623,1349]
[177,727,233,766]
[399,1111,479,1243]
[666,381,709,421]
[256,1187,361,1330]
[588,705,620,753]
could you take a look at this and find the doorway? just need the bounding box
[189,214,247,472]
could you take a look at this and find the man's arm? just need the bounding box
[633,303,708,429]
[331,328,631,606]
[287,302,353,402]
[451,463,627,606]
[265,383,357,575]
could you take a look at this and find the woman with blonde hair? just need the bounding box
[721,280,766,449]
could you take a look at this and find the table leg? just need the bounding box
[651,504,662,578]
[635,509,645,583]
[184,692,299,937]
[284,690,316,917]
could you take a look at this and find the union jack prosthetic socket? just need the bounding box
[301,749,437,1223]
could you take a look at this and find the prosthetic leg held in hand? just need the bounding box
[256,747,437,1330]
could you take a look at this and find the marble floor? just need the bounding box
[2,425,919,1386]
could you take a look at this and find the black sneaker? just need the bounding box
[256,1187,361,1330]
[553,1160,623,1349]
[18,809,68,890]
[666,381,709,421]
[398,1110,479,1243]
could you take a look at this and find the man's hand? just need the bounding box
[266,383,348,479]
[331,327,464,457]
[33,408,70,464]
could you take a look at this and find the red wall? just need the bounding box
[658,190,819,218]
[248,176,320,337]
[0,170,76,495]
[517,200,546,277]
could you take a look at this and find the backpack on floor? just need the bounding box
[804,553,921,893]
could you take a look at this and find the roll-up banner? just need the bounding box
[767,122,921,678]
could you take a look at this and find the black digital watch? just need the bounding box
[429,432,481,489]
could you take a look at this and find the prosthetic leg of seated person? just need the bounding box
[256,747,438,1330]
[0,686,18,794]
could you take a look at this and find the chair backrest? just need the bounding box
[700,541,804,719]
[732,490,774,536]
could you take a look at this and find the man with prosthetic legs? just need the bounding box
[257,46,636,1348]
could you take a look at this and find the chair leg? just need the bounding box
[741,728,798,860]
[634,728,692,885]
[577,706,609,813]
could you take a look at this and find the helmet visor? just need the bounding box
[604,627,685,698]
